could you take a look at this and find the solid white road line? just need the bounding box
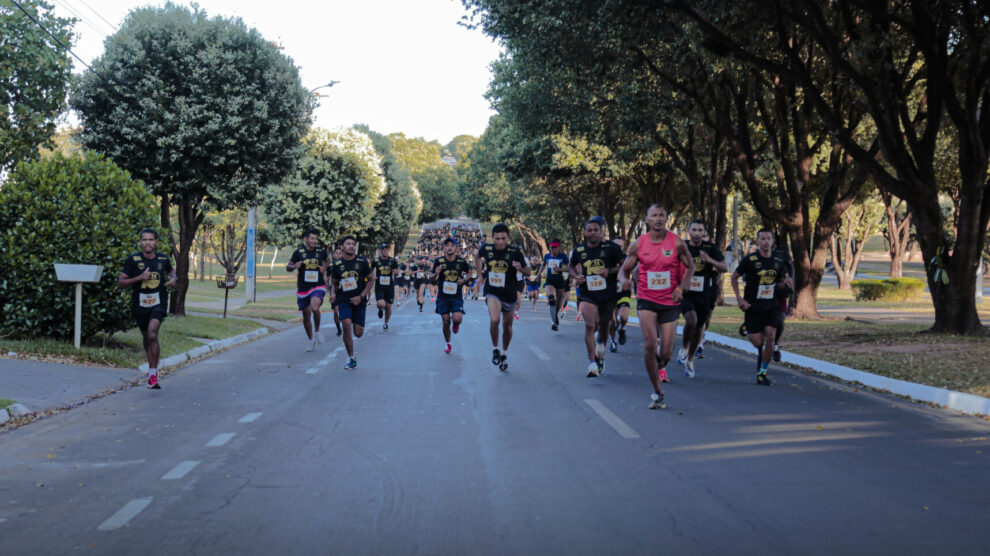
[161,460,200,480]
[238,412,263,423]
[205,433,235,447]
[529,345,550,361]
[585,399,641,439]
[307,347,345,374]
[97,498,153,531]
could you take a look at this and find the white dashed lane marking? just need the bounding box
[161,461,200,481]
[97,498,152,531]
[205,433,235,447]
[585,399,640,439]
[238,412,263,423]
[306,347,344,374]
[529,345,550,361]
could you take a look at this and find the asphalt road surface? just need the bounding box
[2,296,988,555]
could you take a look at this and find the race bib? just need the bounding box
[416,272,425,279]
[562,271,569,280]
[516,272,524,280]
[547,260,560,271]
[587,275,607,292]
[304,270,319,283]
[689,276,705,292]
[379,276,391,286]
[489,272,506,287]
[341,277,358,291]
[139,292,161,308]
[647,271,671,290]
[757,284,775,299]
[443,281,457,295]
[471,271,478,278]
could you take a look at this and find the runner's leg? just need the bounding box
[638,310,663,395]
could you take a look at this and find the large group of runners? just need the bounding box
[119,204,794,409]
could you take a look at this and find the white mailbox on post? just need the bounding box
[54,264,105,349]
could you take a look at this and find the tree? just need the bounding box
[262,128,385,250]
[830,193,885,290]
[1,0,74,172]
[71,3,309,315]
[445,134,478,163]
[389,133,463,222]
[357,126,421,252]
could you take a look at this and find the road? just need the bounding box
[1,296,988,554]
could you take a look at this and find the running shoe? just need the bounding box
[336,328,343,337]
[773,345,781,362]
[757,372,772,386]
[444,343,452,354]
[378,307,384,319]
[695,345,704,359]
[677,347,687,366]
[658,368,670,383]
[147,374,161,389]
[383,323,389,331]
[551,323,558,332]
[498,354,509,372]
[595,341,605,360]
[576,313,581,322]
[586,360,600,378]
[597,358,605,376]
[306,337,317,352]
[618,327,627,345]
[315,331,325,344]
[649,392,666,410]
[684,359,696,378]
[514,312,520,320]
[492,348,502,366]
[419,304,423,312]
[344,357,357,370]
[452,322,460,334]
[609,338,618,353]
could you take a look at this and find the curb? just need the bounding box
[138,327,269,373]
[612,308,990,416]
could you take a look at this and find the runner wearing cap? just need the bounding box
[543,240,570,331]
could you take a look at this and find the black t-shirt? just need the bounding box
[372,257,399,288]
[411,263,428,282]
[330,255,373,305]
[289,246,329,291]
[685,241,725,299]
[735,251,789,311]
[570,241,624,302]
[477,243,527,303]
[121,252,172,311]
[526,267,542,285]
[432,256,471,300]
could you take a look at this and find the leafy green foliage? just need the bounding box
[0,152,161,339]
[1,0,75,172]
[851,278,926,302]
[357,127,421,250]
[389,133,462,222]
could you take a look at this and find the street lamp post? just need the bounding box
[245,81,339,305]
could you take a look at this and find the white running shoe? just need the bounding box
[586,361,600,378]
[684,359,696,378]
[306,337,317,352]
[649,393,666,410]
[315,331,325,344]
[677,347,687,366]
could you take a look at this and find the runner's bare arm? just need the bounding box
[618,241,639,290]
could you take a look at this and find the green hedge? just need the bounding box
[851,278,927,302]
[0,152,163,339]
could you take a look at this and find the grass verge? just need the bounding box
[0,315,264,369]
[0,398,15,410]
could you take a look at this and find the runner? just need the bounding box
[431,238,472,353]
[331,246,344,337]
[609,237,631,353]
[526,256,542,311]
[118,228,176,389]
[286,229,330,352]
[412,256,428,312]
[543,240,570,331]
[372,243,399,331]
[619,204,694,409]
[475,223,529,371]
[514,260,526,320]
[731,229,793,385]
[329,236,375,369]
[569,217,625,378]
[677,220,727,377]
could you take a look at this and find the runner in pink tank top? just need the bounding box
[618,204,694,409]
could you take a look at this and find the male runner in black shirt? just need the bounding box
[569,217,624,377]
[330,236,375,369]
[287,229,330,352]
[431,237,472,354]
[678,220,727,377]
[475,223,529,371]
[372,243,399,331]
[118,228,176,389]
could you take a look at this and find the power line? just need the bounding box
[52,0,110,41]
[10,0,94,72]
[74,0,118,32]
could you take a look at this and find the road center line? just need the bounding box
[238,412,263,423]
[205,433,235,447]
[585,399,640,439]
[307,347,344,373]
[161,460,200,480]
[529,345,550,361]
[97,498,153,531]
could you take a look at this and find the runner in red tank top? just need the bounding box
[619,204,694,409]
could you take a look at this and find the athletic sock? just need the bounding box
[759,361,769,373]
[148,367,157,378]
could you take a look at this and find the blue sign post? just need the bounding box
[246,227,256,278]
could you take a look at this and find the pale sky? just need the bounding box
[51,0,502,144]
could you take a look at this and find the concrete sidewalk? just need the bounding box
[0,359,138,414]
[185,288,295,312]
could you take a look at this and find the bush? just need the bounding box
[0,152,163,339]
[851,278,927,302]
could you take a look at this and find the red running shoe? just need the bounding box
[147,374,161,389]
[444,343,452,354]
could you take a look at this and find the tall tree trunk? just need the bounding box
[881,191,912,279]
[169,199,203,317]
